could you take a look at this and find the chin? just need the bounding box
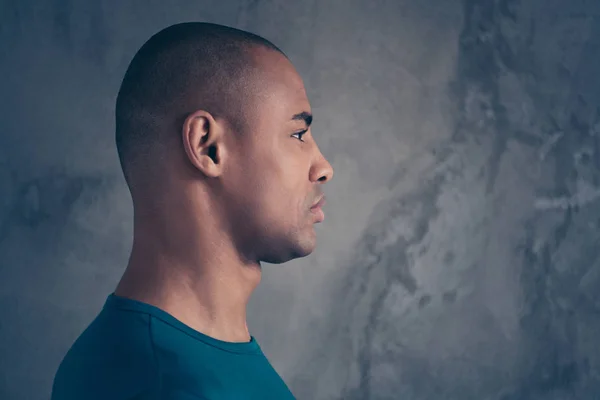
[261,237,317,264]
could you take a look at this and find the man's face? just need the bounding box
[223,48,334,264]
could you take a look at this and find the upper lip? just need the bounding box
[311,195,326,209]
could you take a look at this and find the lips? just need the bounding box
[310,195,325,223]
[311,195,326,210]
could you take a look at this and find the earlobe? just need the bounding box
[182,110,224,178]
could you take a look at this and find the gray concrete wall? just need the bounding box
[1,1,600,399]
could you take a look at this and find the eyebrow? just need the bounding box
[291,111,312,128]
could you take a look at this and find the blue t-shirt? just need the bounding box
[51,293,296,399]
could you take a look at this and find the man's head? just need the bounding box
[115,22,334,266]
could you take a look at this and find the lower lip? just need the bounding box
[310,206,325,222]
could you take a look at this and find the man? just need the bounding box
[51,22,333,400]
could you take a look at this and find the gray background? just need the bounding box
[2,1,600,399]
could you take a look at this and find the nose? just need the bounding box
[310,151,334,184]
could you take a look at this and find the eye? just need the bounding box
[292,130,308,142]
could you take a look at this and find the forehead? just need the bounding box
[249,48,311,115]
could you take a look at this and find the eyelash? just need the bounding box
[292,130,308,142]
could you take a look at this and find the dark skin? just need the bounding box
[114,46,334,343]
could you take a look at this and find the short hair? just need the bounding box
[115,22,286,188]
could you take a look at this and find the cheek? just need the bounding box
[241,144,306,217]
[250,172,304,225]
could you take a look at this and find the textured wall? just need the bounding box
[2,1,600,399]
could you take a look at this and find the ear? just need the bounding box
[181,110,227,178]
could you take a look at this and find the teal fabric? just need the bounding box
[51,293,296,400]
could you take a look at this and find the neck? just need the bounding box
[114,208,262,343]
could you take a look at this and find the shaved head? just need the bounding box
[115,22,286,190]
[114,20,332,274]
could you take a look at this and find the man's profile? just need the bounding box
[50,22,333,400]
